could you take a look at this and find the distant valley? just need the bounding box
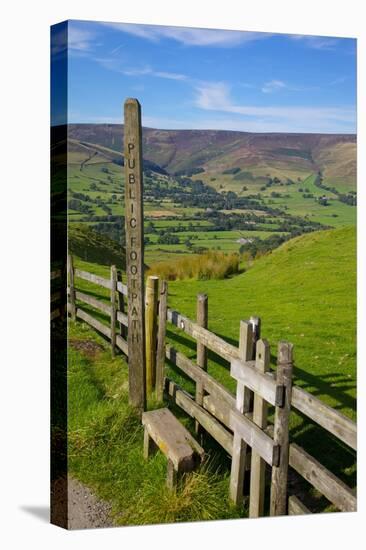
[61,124,356,266]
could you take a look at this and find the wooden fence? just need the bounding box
[57,257,357,517]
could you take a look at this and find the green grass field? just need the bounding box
[68,225,356,519]
[68,322,242,525]
[165,226,356,414]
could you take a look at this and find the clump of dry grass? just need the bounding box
[147,251,240,281]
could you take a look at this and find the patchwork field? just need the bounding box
[64,124,356,267]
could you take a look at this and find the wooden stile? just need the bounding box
[195,293,208,436]
[249,339,270,518]
[270,342,293,516]
[145,275,159,396]
[156,280,168,402]
[68,254,76,321]
[110,265,117,358]
[165,378,233,456]
[229,320,254,505]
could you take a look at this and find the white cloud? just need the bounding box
[101,22,271,47]
[329,76,347,86]
[289,34,339,50]
[261,80,287,93]
[94,57,188,81]
[123,67,187,81]
[193,81,355,132]
[68,27,97,51]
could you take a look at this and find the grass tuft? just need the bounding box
[148,250,240,281]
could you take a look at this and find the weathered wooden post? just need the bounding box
[110,265,117,358]
[117,269,126,339]
[124,98,146,413]
[249,339,270,517]
[229,320,254,505]
[145,275,159,396]
[195,293,208,436]
[249,316,261,357]
[270,341,293,516]
[67,254,76,321]
[156,280,168,402]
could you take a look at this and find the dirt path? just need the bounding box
[67,477,114,530]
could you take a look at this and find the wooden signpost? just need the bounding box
[124,98,146,413]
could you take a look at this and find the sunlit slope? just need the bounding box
[167,226,356,418]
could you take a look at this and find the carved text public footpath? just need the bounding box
[124,98,146,412]
[126,141,140,338]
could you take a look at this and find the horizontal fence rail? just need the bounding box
[291,386,356,450]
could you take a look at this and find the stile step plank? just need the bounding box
[142,408,204,472]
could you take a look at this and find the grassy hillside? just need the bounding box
[68,124,356,186]
[68,223,126,269]
[165,226,356,418]
[68,225,356,518]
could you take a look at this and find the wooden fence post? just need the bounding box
[229,320,254,505]
[270,341,294,516]
[156,280,168,402]
[145,275,159,396]
[117,269,126,339]
[124,97,146,413]
[195,293,208,435]
[249,316,261,357]
[68,254,76,321]
[249,339,270,517]
[110,265,117,358]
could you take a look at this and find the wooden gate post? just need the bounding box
[249,339,270,517]
[195,293,208,435]
[156,280,168,402]
[229,320,254,505]
[110,265,117,358]
[124,98,146,413]
[67,254,76,321]
[270,341,294,516]
[145,275,159,396]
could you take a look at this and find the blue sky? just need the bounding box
[52,20,356,133]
